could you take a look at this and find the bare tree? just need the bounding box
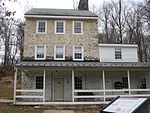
[97,0,150,62]
[16,21,25,62]
[73,0,79,9]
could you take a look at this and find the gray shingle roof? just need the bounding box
[25,8,98,17]
[16,61,150,68]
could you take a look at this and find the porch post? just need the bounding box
[72,69,75,102]
[13,68,18,104]
[102,70,106,101]
[43,70,46,102]
[127,70,131,95]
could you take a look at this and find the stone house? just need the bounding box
[13,8,150,105]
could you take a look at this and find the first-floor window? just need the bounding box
[73,46,83,61]
[115,48,122,59]
[35,45,46,60]
[36,76,43,89]
[75,76,83,89]
[122,77,128,88]
[54,45,65,60]
[140,78,147,89]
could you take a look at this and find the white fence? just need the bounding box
[74,89,150,102]
[14,89,44,102]
[14,89,150,104]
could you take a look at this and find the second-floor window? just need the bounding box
[35,45,46,60]
[54,45,65,60]
[36,20,47,34]
[73,21,83,34]
[73,46,84,61]
[115,48,122,59]
[55,21,65,34]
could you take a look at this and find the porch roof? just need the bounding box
[16,61,150,68]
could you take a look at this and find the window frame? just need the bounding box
[35,45,46,60]
[73,46,84,61]
[74,76,83,90]
[36,20,47,34]
[36,76,43,89]
[73,21,83,35]
[55,20,65,34]
[115,48,122,60]
[122,77,128,89]
[54,45,65,60]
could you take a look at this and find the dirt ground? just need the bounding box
[0,103,99,113]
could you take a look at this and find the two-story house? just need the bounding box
[13,8,150,105]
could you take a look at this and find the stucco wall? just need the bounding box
[23,18,99,61]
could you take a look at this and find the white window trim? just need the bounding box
[75,75,85,90]
[114,48,122,60]
[35,75,44,89]
[73,46,84,61]
[35,45,46,60]
[55,20,65,34]
[54,45,65,60]
[36,20,47,34]
[73,21,83,35]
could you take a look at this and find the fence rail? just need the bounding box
[74,89,150,100]
[14,89,44,100]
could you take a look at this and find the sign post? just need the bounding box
[100,96,150,113]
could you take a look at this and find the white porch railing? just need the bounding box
[74,89,150,101]
[14,89,44,102]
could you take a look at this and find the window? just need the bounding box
[122,77,128,88]
[36,20,47,33]
[75,76,83,89]
[54,45,65,60]
[115,48,122,59]
[35,45,46,60]
[73,46,84,61]
[73,21,83,34]
[114,82,122,89]
[55,21,65,34]
[36,76,43,89]
[140,78,147,89]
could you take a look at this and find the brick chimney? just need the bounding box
[78,0,89,10]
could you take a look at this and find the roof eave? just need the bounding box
[25,15,98,20]
[99,44,138,48]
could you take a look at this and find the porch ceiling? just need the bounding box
[16,61,150,68]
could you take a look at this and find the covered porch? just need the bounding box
[14,62,150,105]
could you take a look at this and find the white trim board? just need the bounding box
[99,44,138,48]
[14,101,109,105]
[25,15,98,20]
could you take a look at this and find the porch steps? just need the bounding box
[38,104,105,110]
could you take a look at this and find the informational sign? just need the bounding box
[100,96,150,113]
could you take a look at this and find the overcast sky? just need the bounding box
[5,0,109,19]
[5,0,143,19]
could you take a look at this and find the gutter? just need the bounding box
[25,15,98,20]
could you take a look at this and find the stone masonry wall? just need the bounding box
[23,18,99,61]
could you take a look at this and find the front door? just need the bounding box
[54,78,64,101]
